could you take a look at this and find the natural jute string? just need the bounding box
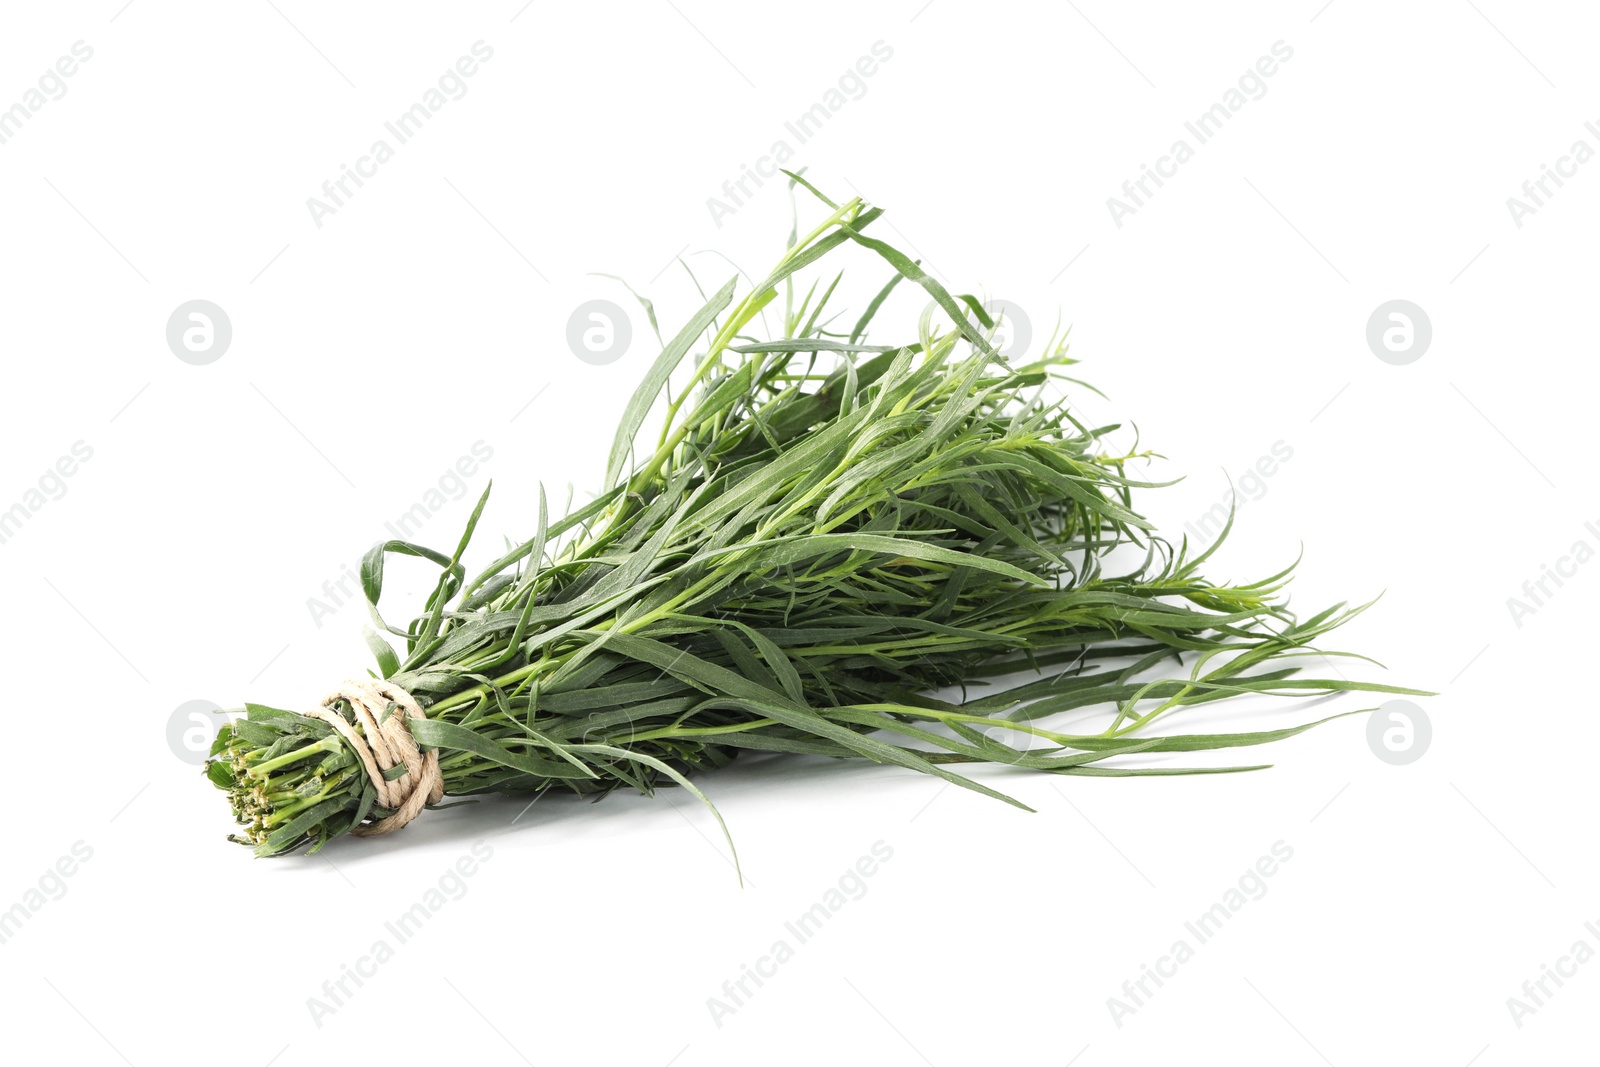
[303,679,443,836]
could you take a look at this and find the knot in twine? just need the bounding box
[303,679,443,836]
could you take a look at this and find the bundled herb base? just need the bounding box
[208,178,1423,860]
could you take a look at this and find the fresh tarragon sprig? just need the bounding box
[207,175,1427,863]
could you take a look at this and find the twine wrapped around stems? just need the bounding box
[303,679,442,836]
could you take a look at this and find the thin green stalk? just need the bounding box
[206,176,1428,862]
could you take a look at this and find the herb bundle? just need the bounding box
[208,177,1422,861]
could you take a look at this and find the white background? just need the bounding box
[0,1,1593,1064]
